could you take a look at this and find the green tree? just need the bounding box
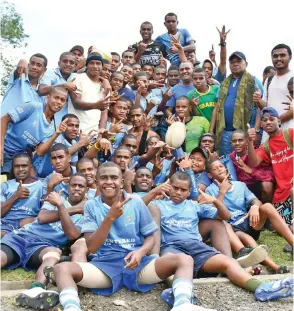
[1,1,29,95]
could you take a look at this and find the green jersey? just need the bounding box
[187,85,219,121]
[185,116,210,153]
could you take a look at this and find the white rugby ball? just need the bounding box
[165,121,186,148]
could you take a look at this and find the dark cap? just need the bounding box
[190,147,208,159]
[260,107,279,119]
[70,45,84,55]
[229,51,246,62]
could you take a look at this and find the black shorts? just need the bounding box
[231,218,260,241]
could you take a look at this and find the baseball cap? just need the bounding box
[260,107,279,119]
[190,147,208,159]
[229,51,246,62]
[70,45,84,55]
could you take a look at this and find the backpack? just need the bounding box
[263,128,293,157]
[266,75,274,101]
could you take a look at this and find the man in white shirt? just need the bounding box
[258,44,293,130]
[69,54,114,133]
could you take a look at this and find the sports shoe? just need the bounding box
[161,288,197,306]
[43,266,57,286]
[15,287,59,310]
[171,303,217,311]
[236,245,268,268]
[254,277,294,301]
[283,244,293,254]
[276,265,291,274]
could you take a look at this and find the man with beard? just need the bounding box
[1,54,48,116]
[0,86,68,175]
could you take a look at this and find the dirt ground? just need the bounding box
[1,281,293,311]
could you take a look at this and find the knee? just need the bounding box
[70,239,88,254]
[173,253,194,267]
[53,262,71,276]
[261,182,274,194]
[260,203,275,215]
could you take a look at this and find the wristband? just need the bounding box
[219,42,226,47]
[94,142,101,151]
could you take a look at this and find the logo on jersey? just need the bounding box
[16,107,24,113]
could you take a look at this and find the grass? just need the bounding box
[1,231,293,282]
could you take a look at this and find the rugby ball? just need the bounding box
[165,122,186,148]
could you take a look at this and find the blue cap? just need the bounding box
[260,107,279,119]
[229,51,246,62]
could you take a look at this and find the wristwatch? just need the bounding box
[219,42,226,47]
[255,128,260,133]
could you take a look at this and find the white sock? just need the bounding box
[172,278,193,307]
[59,287,81,311]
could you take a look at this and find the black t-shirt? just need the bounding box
[132,41,166,67]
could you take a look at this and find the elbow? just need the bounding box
[67,231,81,241]
[35,148,46,157]
[37,214,47,224]
[224,211,231,220]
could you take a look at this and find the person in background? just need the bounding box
[155,12,195,66]
[1,54,48,117]
[131,21,164,67]
[120,65,136,102]
[188,68,219,122]
[121,50,135,66]
[101,59,112,80]
[70,45,85,72]
[110,52,121,73]
[38,52,77,125]
[262,66,276,85]
[132,63,142,74]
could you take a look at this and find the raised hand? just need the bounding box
[108,197,132,221]
[16,59,28,77]
[42,192,63,207]
[206,149,219,161]
[170,35,180,54]
[65,78,77,92]
[109,118,125,134]
[78,130,91,147]
[48,173,70,190]
[16,181,30,200]
[149,80,165,89]
[253,84,262,104]
[95,95,116,111]
[166,114,176,126]
[191,96,200,107]
[176,153,192,171]
[143,115,153,131]
[138,42,148,53]
[124,249,143,269]
[154,156,165,172]
[99,76,112,95]
[146,99,157,112]
[97,137,112,155]
[152,181,172,200]
[236,157,253,175]
[247,123,256,142]
[197,188,216,205]
[209,45,216,62]
[56,118,68,135]
[216,25,230,43]
[123,161,137,184]
[161,87,174,102]
[215,174,231,194]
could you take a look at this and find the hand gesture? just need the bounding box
[97,137,113,155]
[99,77,112,95]
[16,181,30,200]
[176,153,192,171]
[149,80,165,89]
[166,114,176,126]
[42,192,63,207]
[76,56,86,71]
[123,162,137,185]
[154,140,174,151]
[170,36,180,54]
[154,156,165,172]
[108,197,132,221]
[56,118,68,135]
[95,95,116,111]
[152,181,172,199]
[236,158,253,175]
[78,130,91,147]
[160,56,167,67]
[206,149,219,161]
[282,94,294,111]
[191,96,200,107]
[161,87,174,102]
[65,78,77,92]
[138,42,148,53]
[217,25,230,43]
[245,205,260,228]
[48,173,70,189]
[253,85,262,104]
[109,118,125,134]
[110,91,125,101]
[209,45,216,62]
[215,174,231,194]
[247,123,256,142]
[143,115,153,131]
[146,99,157,111]
[124,249,143,269]
[17,59,28,77]
[197,188,216,205]
[137,80,145,93]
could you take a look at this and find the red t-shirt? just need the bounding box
[256,129,293,203]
